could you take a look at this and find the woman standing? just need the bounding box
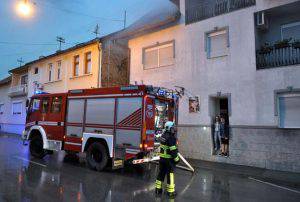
[213,116,221,153]
[220,117,229,157]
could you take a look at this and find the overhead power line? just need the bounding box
[0,41,57,46]
[33,0,124,22]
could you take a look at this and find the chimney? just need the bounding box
[170,0,180,9]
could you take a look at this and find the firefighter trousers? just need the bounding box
[155,159,175,193]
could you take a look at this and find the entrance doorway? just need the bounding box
[209,94,230,156]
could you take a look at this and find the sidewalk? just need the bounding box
[188,158,300,191]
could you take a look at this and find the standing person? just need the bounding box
[214,116,221,154]
[155,121,180,199]
[220,117,229,157]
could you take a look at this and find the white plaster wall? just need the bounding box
[129,0,300,127]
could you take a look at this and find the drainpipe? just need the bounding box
[97,42,102,88]
[107,40,111,87]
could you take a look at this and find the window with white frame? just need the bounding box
[57,61,61,80]
[278,93,300,128]
[48,63,53,82]
[0,104,4,115]
[143,41,175,69]
[12,101,22,115]
[206,29,229,58]
[281,21,300,40]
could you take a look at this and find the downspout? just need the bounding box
[97,42,102,88]
[107,40,111,87]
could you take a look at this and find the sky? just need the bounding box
[0,0,170,79]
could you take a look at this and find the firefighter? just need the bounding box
[155,121,180,198]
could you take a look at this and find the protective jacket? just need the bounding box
[159,131,180,163]
[155,130,179,195]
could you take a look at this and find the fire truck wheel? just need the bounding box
[86,142,108,171]
[29,135,46,159]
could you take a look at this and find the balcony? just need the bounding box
[9,84,28,97]
[254,1,300,70]
[256,43,300,69]
[185,0,256,24]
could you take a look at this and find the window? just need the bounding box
[32,98,40,112]
[12,102,22,115]
[85,52,92,74]
[41,98,50,113]
[48,63,53,82]
[74,55,80,76]
[0,104,4,115]
[20,75,28,85]
[143,41,175,69]
[278,94,300,128]
[51,96,62,113]
[206,29,229,58]
[57,61,61,80]
[281,21,300,40]
[34,67,39,74]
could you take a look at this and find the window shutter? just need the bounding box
[159,45,174,66]
[144,49,158,69]
[279,95,300,128]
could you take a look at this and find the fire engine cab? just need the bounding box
[22,85,178,171]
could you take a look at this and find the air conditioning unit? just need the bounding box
[256,11,268,30]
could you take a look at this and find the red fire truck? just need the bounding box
[22,85,178,171]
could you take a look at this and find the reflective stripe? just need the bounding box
[174,156,179,162]
[155,180,162,189]
[169,145,177,151]
[160,144,169,149]
[167,173,175,193]
[160,153,172,159]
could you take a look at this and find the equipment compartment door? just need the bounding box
[65,98,85,151]
[115,97,143,149]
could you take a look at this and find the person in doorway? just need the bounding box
[155,121,180,199]
[220,117,229,157]
[214,116,221,153]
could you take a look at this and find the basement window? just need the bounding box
[143,41,175,69]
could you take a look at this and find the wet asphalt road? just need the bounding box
[0,134,299,202]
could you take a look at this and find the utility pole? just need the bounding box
[17,58,24,67]
[123,10,127,29]
[56,36,65,51]
[93,24,100,38]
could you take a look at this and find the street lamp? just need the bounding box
[16,0,33,18]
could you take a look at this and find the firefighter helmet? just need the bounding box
[164,121,175,132]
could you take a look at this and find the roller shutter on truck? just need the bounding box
[116,97,143,148]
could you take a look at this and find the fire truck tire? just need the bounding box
[29,135,46,159]
[86,142,108,171]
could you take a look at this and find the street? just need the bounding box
[0,134,299,202]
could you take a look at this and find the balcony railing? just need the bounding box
[9,84,28,97]
[256,46,300,69]
[186,0,256,24]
